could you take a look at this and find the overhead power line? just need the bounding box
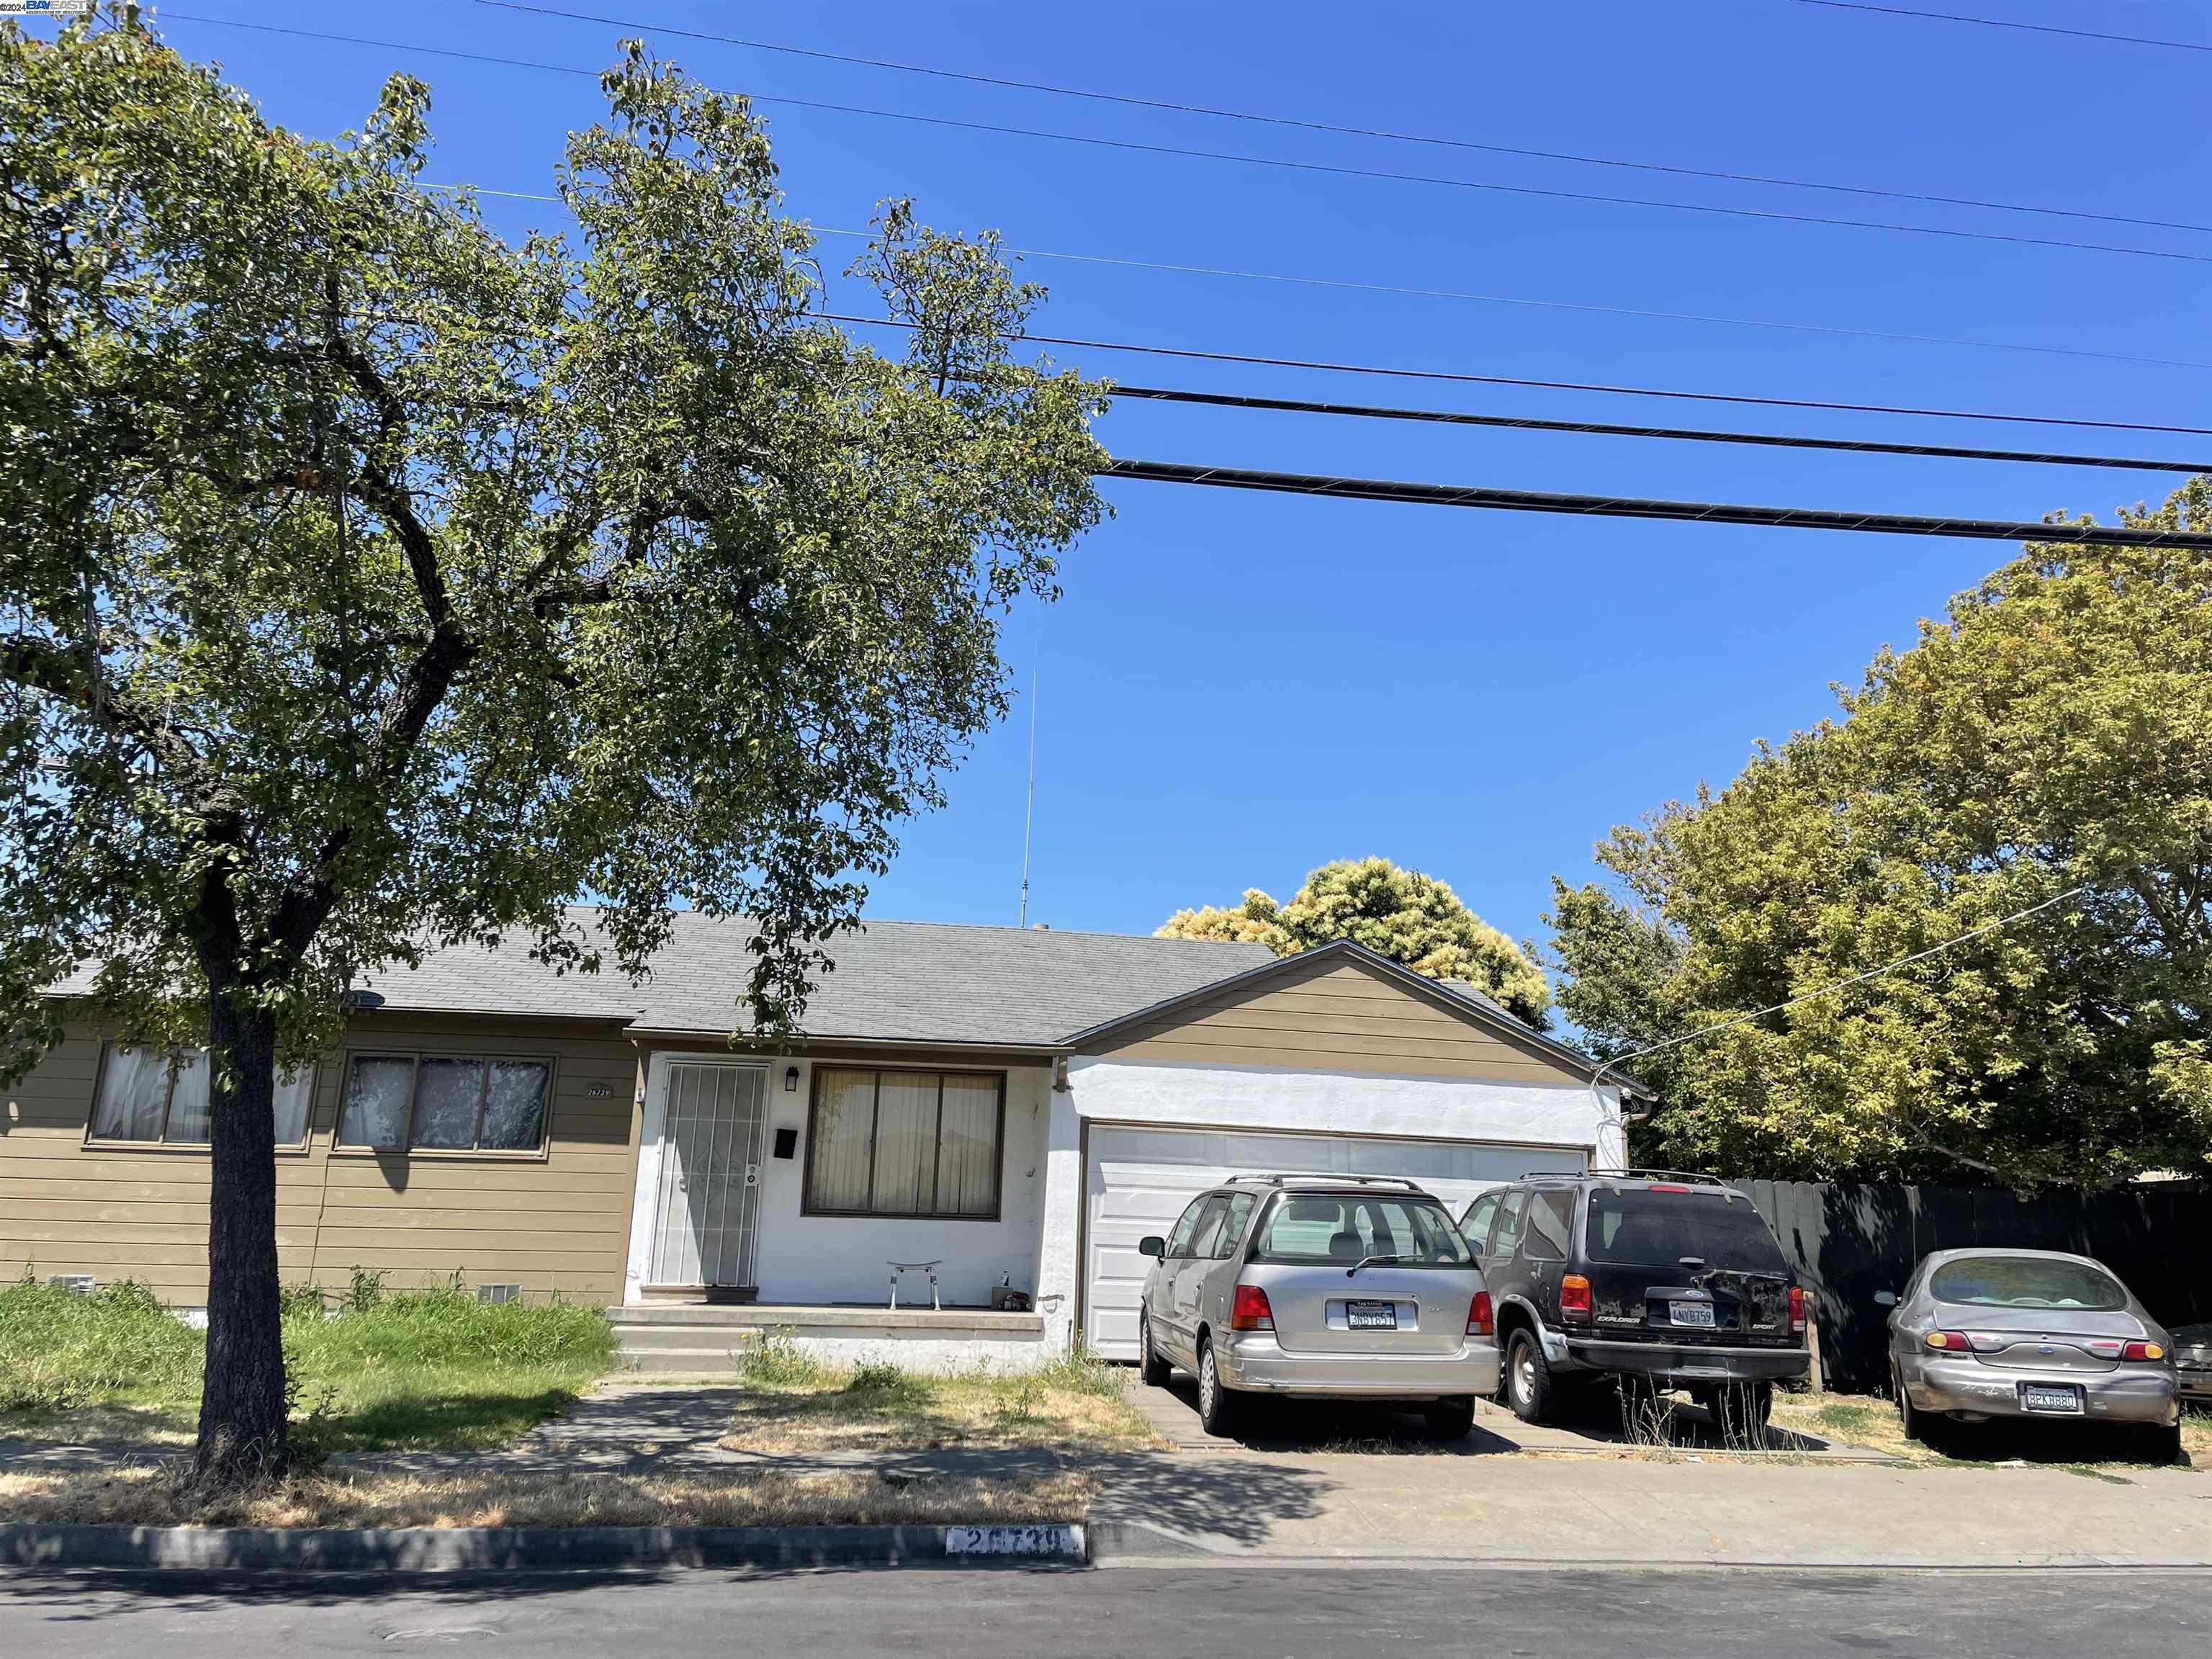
[426,186,2212,373]
[1107,385,2212,472]
[1591,882,2092,1087]
[161,12,2209,265]
[473,0,2212,238]
[1791,1,2212,53]
[819,313,2212,439]
[1100,459,2212,549]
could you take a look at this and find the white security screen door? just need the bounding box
[647,1063,768,1288]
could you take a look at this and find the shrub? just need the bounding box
[1035,1344,1123,1398]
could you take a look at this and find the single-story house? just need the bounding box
[3,913,1648,1370]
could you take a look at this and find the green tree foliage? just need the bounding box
[1160,858,1551,1025]
[0,12,1105,1483]
[1548,484,2212,1189]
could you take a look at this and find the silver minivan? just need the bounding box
[1136,1174,1501,1437]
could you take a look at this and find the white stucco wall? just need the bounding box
[624,1053,1054,1309]
[1060,1058,1626,1161]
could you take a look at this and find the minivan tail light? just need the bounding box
[1787,1285,1807,1336]
[1230,1284,1274,1332]
[1560,1273,1592,1321]
[2123,1340,2167,1362]
[1468,1292,1494,1337]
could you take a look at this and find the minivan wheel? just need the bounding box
[1196,1337,1237,1437]
[1424,1395,1477,1439]
[1138,1310,1172,1388]
[1505,1328,1557,1425]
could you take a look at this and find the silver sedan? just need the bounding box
[1885,1247,2182,1461]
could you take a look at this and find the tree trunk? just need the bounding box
[189,994,290,1489]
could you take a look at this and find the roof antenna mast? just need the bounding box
[1018,660,1038,927]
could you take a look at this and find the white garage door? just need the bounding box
[1083,1124,1587,1359]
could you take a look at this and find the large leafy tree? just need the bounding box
[1549,485,2212,1188]
[0,12,1105,1486]
[1159,857,1552,1025]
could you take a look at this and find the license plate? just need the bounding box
[1669,1300,1717,1328]
[1345,1299,1398,1331]
[2020,1383,2084,1415]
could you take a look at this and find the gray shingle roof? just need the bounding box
[352,909,1274,1047]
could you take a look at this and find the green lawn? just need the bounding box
[0,1274,614,1453]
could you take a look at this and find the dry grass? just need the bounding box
[0,1464,1092,1529]
[719,1341,1161,1455]
[1771,1391,2212,1470]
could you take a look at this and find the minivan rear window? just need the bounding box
[1585,1188,1789,1274]
[1252,1195,1471,1267]
[1929,1256,2126,1312]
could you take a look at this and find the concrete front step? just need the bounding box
[606,1302,1053,1377]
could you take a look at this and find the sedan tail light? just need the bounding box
[1467,1292,1494,1337]
[1787,1285,1807,1336]
[1560,1273,1592,1321]
[1925,1330,1974,1352]
[1230,1284,1274,1332]
[2123,1340,2167,1362]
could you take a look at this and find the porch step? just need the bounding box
[605,1302,1049,1378]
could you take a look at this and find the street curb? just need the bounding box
[0,1521,1089,1573]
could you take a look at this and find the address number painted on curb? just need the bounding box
[943,1524,1084,1557]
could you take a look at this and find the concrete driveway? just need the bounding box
[1123,1372,1891,1460]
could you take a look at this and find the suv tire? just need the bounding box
[1138,1310,1172,1388]
[1196,1336,1237,1437]
[1424,1395,1477,1439]
[1704,1381,1773,1444]
[1505,1327,1557,1425]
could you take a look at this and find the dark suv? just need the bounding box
[1460,1172,1809,1431]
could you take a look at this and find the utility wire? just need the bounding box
[474,0,2212,238]
[1100,459,2212,549]
[426,183,2212,372]
[161,12,2211,266]
[1591,882,2092,1089]
[1107,385,2212,472]
[821,313,2212,439]
[1791,1,2212,53]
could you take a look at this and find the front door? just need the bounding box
[647,1063,768,1291]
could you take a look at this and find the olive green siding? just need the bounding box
[0,1013,644,1307]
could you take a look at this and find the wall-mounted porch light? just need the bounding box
[785,1064,800,1092]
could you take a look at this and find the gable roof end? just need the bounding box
[1059,937,1655,1099]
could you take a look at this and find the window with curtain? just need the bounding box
[88,1045,316,1147]
[803,1068,1004,1219]
[336,1053,552,1152]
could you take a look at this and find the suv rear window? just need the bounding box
[1929,1256,2126,1311]
[1253,1194,1471,1267]
[1585,1187,1788,1274]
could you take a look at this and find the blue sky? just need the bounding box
[93,2,2212,958]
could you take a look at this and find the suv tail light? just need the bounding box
[1560,1273,1592,1322]
[2123,1340,2167,1362]
[1787,1285,1807,1336]
[1467,1292,1494,1337]
[1230,1284,1274,1332]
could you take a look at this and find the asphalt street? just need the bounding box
[5,1565,2209,1657]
